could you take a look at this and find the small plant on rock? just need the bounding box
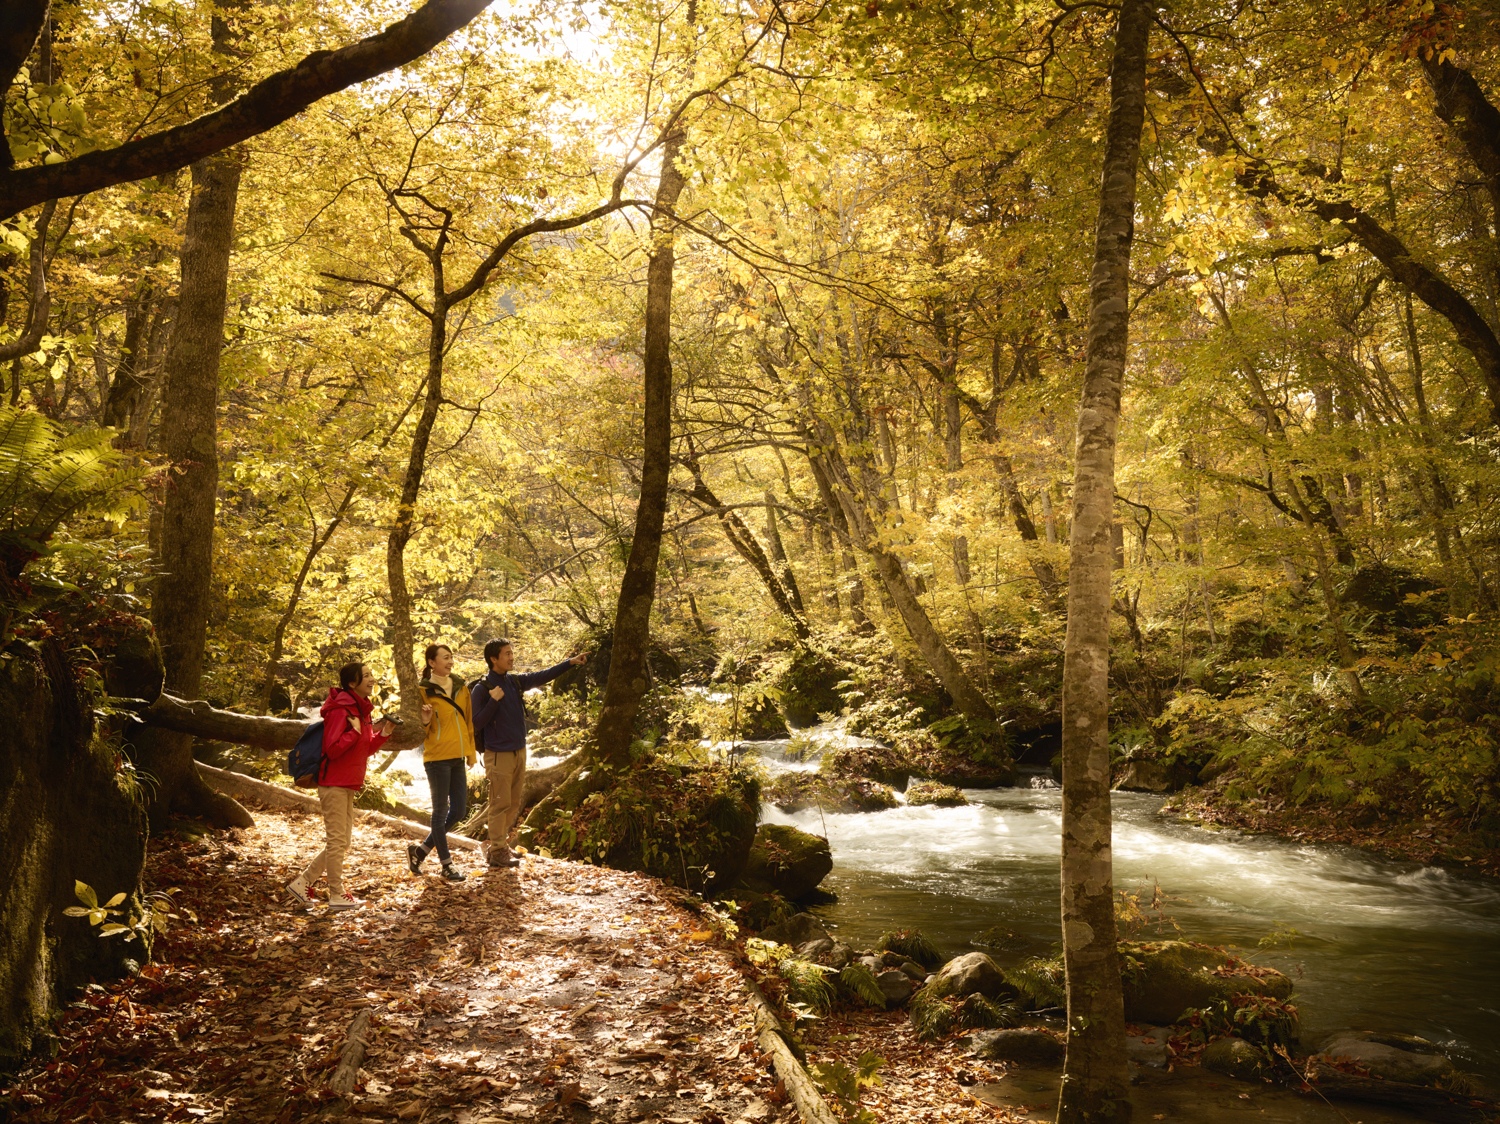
[876,928,942,969]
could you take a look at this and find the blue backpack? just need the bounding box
[287,720,327,788]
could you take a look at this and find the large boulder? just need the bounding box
[765,773,899,814]
[905,780,969,807]
[821,744,913,788]
[1121,941,1292,1025]
[927,952,1011,1000]
[876,969,917,1006]
[739,823,833,901]
[774,647,850,728]
[760,912,829,948]
[1115,757,1195,793]
[968,1028,1064,1066]
[1316,1031,1456,1086]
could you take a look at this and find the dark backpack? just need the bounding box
[287,719,327,788]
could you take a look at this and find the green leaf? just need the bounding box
[104,892,126,908]
[74,881,98,909]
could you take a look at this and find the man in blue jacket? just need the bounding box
[471,637,586,867]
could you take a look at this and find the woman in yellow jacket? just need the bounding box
[406,643,476,881]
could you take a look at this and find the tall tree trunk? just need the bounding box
[1057,2,1150,1120]
[591,131,688,768]
[387,295,448,715]
[685,471,809,638]
[807,451,868,630]
[133,150,252,829]
[763,490,805,613]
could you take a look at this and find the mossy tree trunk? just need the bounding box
[1057,2,1150,1121]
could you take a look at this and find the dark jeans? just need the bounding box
[422,758,468,863]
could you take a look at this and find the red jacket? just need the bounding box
[319,688,389,789]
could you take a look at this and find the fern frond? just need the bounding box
[837,961,887,1009]
[779,958,835,1015]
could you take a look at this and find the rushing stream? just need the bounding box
[748,739,1500,1082]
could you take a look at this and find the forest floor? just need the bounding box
[1166,786,1500,879]
[0,802,1031,1124]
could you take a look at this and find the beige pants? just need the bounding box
[300,786,356,895]
[484,749,526,857]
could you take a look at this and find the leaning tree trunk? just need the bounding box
[589,130,689,769]
[1057,2,1150,1121]
[132,150,252,830]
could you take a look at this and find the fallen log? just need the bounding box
[457,754,583,838]
[330,1008,373,1095]
[140,692,425,752]
[744,980,839,1124]
[196,762,483,853]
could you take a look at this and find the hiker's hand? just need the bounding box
[488,684,503,700]
[378,719,395,736]
[421,704,434,723]
[570,652,587,666]
[347,715,361,733]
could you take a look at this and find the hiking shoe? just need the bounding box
[327,893,361,912]
[406,843,428,875]
[440,864,466,883]
[487,845,514,869]
[285,875,311,910]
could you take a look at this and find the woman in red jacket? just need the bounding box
[285,661,394,910]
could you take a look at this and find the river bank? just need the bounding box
[1163,783,1500,879]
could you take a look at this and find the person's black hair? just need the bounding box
[337,661,366,690]
[483,638,511,666]
[423,643,452,677]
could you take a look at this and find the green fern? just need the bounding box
[779,957,835,1015]
[0,407,137,579]
[1008,954,1067,1011]
[838,961,887,1008]
[957,993,1022,1029]
[908,984,956,1041]
[876,927,943,969]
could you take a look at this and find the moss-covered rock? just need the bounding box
[739,823,833,900]
[529,761,760,894]
[765,772,899,813]
[906,780,969,807]
[1120,941,1293,1025]
[1,641,149,1064]
[774,647,850,728]
[740,692,790,739]
[821,743,913,788]
[899,728,1015,788]
[1202,1037,1270,1081]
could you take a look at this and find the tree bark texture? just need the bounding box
[1057,2,1150,1121]
[132,150,252,829]
[591,130,688,767]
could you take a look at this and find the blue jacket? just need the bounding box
[470,660,574,753]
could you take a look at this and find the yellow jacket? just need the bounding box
[420,675,476,765]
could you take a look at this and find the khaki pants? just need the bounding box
[300,786,356,895]
[484,749,526,857]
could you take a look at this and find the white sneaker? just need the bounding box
[326,892,361,912]
[285,875,312,910]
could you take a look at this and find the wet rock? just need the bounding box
[900,961,927,982]
[1115,758,1194,794]
[1202,1037,1268,1081]
[876,969,916,1005]
[821,744,912,788]
[968,1028,1064,1066]
[797,937,834,962]
[1121,941,1293,1025]
[760,912,829,948]
[1125,1027,1170,1069]
[738,823,833,901]
[928,952,1011,1000]
[905,780,969,807]
[764,773,899,814]
[1317,1031,1456,1086]
[857,954,883,975]
[827,941,855,970]
[970,927,1028,953]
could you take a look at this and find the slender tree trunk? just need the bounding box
[686,472,809,638]
[387,295,448,715]
[591,131,688,768]
[1056,2,1150,1120]
[133,150,252,829]
[807,452,868,629]
[763,490,805,613]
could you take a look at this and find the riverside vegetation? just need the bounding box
[3,0,1500,1122]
